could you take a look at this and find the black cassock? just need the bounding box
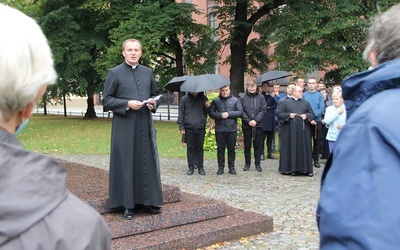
[277,98,315,174]
[103,62,163,209]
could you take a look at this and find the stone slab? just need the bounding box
[62,160,181,213]
[111,206,273,250]
[104,192,227,239]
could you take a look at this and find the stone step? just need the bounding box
[111,206,273,250]
[104,192,227,239]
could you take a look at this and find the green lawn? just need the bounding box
[18,114,245,160]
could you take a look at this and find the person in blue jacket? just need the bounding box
[318,3,400,249]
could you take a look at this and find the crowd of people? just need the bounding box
[178,75,346,178]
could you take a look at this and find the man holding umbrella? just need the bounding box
[240,81,267,172]
[177,92,210,175]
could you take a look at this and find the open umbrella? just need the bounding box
[163,75,192,92]
[256,70,292,86]
[180,74,230,92]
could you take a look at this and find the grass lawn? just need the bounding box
[18,114,245,160]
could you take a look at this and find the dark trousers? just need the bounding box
[185,128,205,169]
[261,130,275,158]
[215,131,237,169]
[310,121,322,161]
[243,128,263,165]
[320,124,330,159]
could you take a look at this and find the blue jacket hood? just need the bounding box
[342,58,400,118]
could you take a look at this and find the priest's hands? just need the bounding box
[128,100,144,110]
[146,99,156,110]
[127,99,156,110]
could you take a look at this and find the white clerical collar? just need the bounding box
[126,62,139,69]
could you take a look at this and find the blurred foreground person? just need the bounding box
[0,4,111,249]
[318,4,400,249]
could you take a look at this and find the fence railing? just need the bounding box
[33,105,179,121]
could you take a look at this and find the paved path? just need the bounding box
[54,154,324,249]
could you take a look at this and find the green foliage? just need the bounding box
[40,0,108,102]
[95,1,220,90]
[262,0,400,83]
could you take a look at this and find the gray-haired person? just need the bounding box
[0,4,111,249]
[318,4,400,249]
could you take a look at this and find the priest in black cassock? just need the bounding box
[102,39,163,220]
[276,85,315,177]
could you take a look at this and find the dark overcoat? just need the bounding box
[261,93,277,132]
[103,62,163,209]
[276,98,315,174]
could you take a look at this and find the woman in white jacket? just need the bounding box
[323,93,346,153]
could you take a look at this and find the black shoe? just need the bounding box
[123,208,134,220]
[255,165,262,172]
[281,172,291,175]
[228,168,237,175]
[217,167,224,175]
[260,155,265,161]
[314,160,321,168]
[243,165,250,171]
[198,168,206,175]
[144,205,162,214]
[307,173,314,177]
[187,167,194,175]
[291,172,299,176]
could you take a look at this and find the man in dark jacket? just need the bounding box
[177,92,210,175]
[318,4,400,249]
[260,82,278,160]
[209,85,243,175]
[240,81,267,172]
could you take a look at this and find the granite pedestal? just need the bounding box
[61,160,273,249]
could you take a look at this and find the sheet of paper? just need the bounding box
[143,94,162,104]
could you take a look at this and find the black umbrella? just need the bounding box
[256,70,292,86]
[180,74,230,92]
[163,76,192,92]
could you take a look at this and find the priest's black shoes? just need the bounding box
[314,159,321,168]
[144,205,163,214]
[123,208,134,220]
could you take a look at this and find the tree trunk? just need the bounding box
[229,1,251,96]
[42,95,48,115]
[63,94,67,117]
[230,39,248,96]
[84,96,97,119]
